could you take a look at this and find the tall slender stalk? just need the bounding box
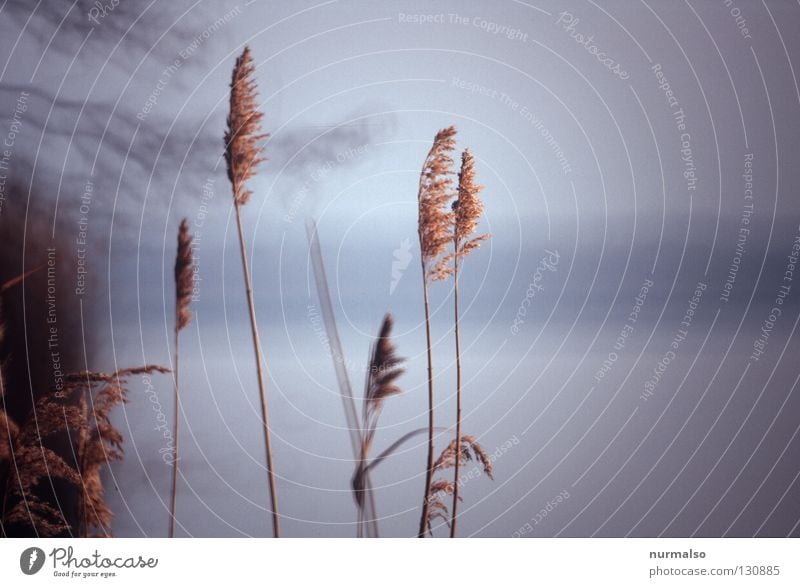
[448,149,489,536]
[415,126,457,537]
[354,314,404,537]
[450,230,462,538]
[170,324,180,537]
[224,46,279,537]
[170,219,193,537]
[234,201,280,537]
[418,272,436,537]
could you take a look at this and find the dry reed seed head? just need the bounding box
[353,314,406,511]
[24,401,86,443]
[418,126,457,281]
[81,466,113,535]
[363,313,405,436]
[175,218,194,331]
[10,365,164,536]
[455,149,482,237]
[454,148,491,260]
[463,435,494,480]
[429,479,457,498]
[5,496,72,536]
[432,435,494,480]
[430,252,455,282]
[426,497,451,535]
[78,380,130,536]
[425,435,494,535]
[6,441,84,535]
[224,45,268,206]
[65,365,171,385]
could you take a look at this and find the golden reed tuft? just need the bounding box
[224,46,268,207]
[418,126,457,282]
[225,46,280,537]
[448,147,491,537]
[416,126,459,537]
[454,149,491,258]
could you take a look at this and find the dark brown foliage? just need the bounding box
[2,365,169,537]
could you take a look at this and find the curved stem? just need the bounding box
[234,201,280,538]
[366,427,440,474]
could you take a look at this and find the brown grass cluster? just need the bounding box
[2,366,168,537]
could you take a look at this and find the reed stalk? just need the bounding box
[170,218,193,537]
[415,126,457,537]
[450,231,462,537]
[448,149,489,536]
[224,46,279,537]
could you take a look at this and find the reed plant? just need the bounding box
[224,46,280,537]
[352,314,405,537]
[416,126,458,537]
[1,365,168,537]
[448,149,490,536]
[170,218,193,537]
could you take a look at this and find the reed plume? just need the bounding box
[225,47,267,207]
[224,45,280,537]
[3,365,168,537]
[416,125,457,537]
[352,314,404,537]
[425,435,493,536]
[70,366,169,536]
[448,149,490,537]
[170,218,193,537]
[1,268,43,536]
